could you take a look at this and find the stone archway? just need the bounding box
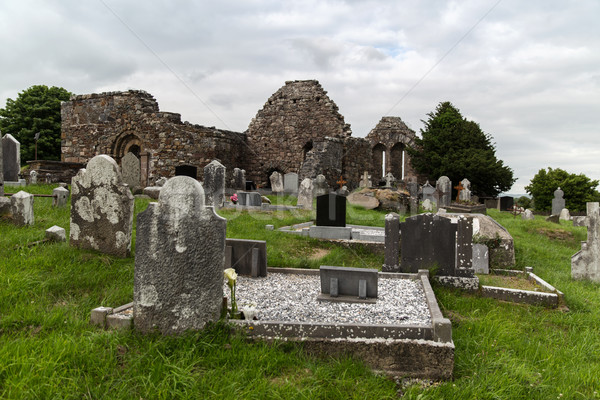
[111,132,149,187]
[390,143,405,180]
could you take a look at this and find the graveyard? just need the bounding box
[0,179,599,399]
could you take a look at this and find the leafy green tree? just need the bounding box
[408,101,515,198]
[0,85,72,163]
[525,168,600,212]
[516,196,533,210]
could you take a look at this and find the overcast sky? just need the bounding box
[1,0,598,193]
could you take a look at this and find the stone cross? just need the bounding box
[454,182,464,202]
[572,202,600,282]
[459,178,472,202]
[70,155,134,258]
[359,171,372,188]
[384,172,395,188]
[336,175,347,189]
[133,176,227,334]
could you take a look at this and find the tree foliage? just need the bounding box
[408,101,515,198]
[0,85,72,163]
[525,167,600,212]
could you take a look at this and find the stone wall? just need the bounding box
[61,90,245,186]
[342,137,372,190]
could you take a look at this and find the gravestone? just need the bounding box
[319,266,379,301]
[436,176,452,207]
[552,188,565,216]
[52,186,69,207]
[472,244,489,274]
[422,181,436,204]
[359,171,372,188]
[204,160,226,208]
[407,181,419,198]
[134,176,227,334]
[270,171,284,193]
[297,178,314,209]
[0,130,3,196]
[422,199,434,212]
[175,165,197,179]
[284,172,299,194]
[521,209,534,220]
[459,178,471,202]
[559,208,571,221]
[237,191,262,206]
[70,155,134,258]
[313,174,329,197]
[121,152,141,192]
[571,202,600,282]
[225,238,267,277]
[316,193,346,227]
[499,196,514,211]
[10,190,34,225]
[155,177,167,187]
[30,170,38,184]
[384,172,396,188]
[383,213,400,272]
[456,216,473,272]
[232,168,246,191]
[44,173,52,184]
[46,225,66,242]
[2,134,20,182]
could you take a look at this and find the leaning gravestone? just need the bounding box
[436,176,452,207]
[11,190,34,225]
[204,160,226,208]
[313,174,329,197]
[571,202,600,282]
[459,178,471,202]
[2,133,20,182]
[134,176,227,334]
[52,186,69,207]
[121,152,141,192]
[270,171,284,193]
[316,193,346,227]
[284,172,299,194]
[297,177,314,209]
[70,155,134,258]
[552,188,565,216]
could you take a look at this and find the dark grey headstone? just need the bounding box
[499,196,514,211]
[383,213,400,272]
[204,160,226,208]
[552,187,565,216]
[456,216,474,274]
[237,191,262,206]
[225,238,267,277]
[407,182,419,198]
[284,172,299,194]
[70,155,134,258]
[2,134,20,182]
[134,176,226,334]
[320,266,378,298]
[316,193,346,227]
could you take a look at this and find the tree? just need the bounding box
[408,102,515,198]
[524,168,600,212]
[0,85,72,163]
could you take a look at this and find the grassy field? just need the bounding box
[1,185,599,399]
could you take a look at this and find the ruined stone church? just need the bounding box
[61,80,418,189]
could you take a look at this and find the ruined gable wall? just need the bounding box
[245,80,352,187]
[342,137,372,190]
[61,90,245,184]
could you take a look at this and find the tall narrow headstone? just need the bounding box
[270,171,284,193]
[297,178,314,209]
[284,172,299,194]
[70,155,134,258]
[10,190,34,225]
[552,188,565,216]
[2,134,20,182]
[134,176,227,334]
[232,168,246,191]
[436,176,452,207]
[456,216,473,272]
[121,152,141,192]
[459,178,472,202]
[571,202,600,282]
[313,174,329,197]
[204,160,226,208]
[383,213,400,272]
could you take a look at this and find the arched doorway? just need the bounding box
[390,143,405,180]
[111,132,149,187]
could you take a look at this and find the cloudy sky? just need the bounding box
[1,0,598,193]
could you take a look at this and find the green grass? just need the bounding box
[2,187,600,398]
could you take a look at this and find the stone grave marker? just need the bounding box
[284,172,299,194]
[318,266,378,301]
[384,172,396,188]
[313,174,329,197]
[499,196,514,211]
[472,244,489,274]
[70,155,134,258]
[571,202,600,282]
[407,181,419,198]
[11,190,34,225]
[521,209,534,220]
[46,225,66,242]
[0,130,3,196]
[422,199,434,212]
[134,176,227,334]
[121,152,141,192]
[359,171,372,188]
[30,170,38,184]
[436,176,451,207]
[422,181,435,204]
[225,238,267,277]
[559,208,571,221]
[316,193,346,227]
[52,186,69,207]
[204,160,226,208]
[552,188,565,216]
[232,168,246,191]
[269,171,284,193]
[2,134,20,182]
[383,213,400,272]
[459,178,471,202]
[237,191,262,206]
[297,177,314,209]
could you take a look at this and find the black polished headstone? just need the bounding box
[316,193,346,227]
[175,165,197,179]
[499,196,514,211]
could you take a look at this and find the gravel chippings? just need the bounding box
[226,273,432,326]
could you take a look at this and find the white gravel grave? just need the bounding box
[225,273,432,326]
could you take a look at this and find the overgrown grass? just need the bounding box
[2,187,600,398]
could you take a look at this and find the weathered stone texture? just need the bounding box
[69,155,134,257]
[121,152,141,191]
[10,190,34,225]
[203,160,226,208]
[572,202,600,282]
[2,133,20,182]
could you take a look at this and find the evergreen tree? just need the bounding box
[408,101,514,197]
[0,85,72,163]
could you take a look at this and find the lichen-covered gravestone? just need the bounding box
[70,155,134,258]
[121,152,141,192]
[572,202,600,282]
[297,177,314,209]
[232,168,246,191]
[2,133,20,182]
[270,171,284,193]
[204,160,226,208]
[552,188,565,216]
[11,190,34,225]
[52,186,69,207]
[436,176,452,207]
[133,176,227,334]
[459,178,471,202]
